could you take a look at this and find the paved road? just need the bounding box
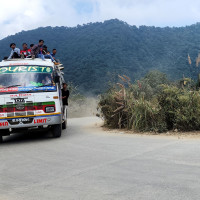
[1,117,200,200]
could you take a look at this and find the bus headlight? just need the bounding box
[45,106,55,113]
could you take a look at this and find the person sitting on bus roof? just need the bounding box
[20,43,31,58]
[42,45,58,63]
[51,48,59,63]
[8,43,21,59]
[30,44,34,50]
[31,40,59,64]
[42,45,49,55]
[31,39,44,58]
[51,49,57,60]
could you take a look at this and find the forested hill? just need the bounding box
[0,19,200,94]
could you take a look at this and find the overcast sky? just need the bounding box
[1,0,200,39]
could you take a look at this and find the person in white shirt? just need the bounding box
[8,43,20,59]
[44,76,52,85]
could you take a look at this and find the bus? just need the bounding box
[0,58,66,142]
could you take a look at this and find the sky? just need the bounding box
[1,0,200,39]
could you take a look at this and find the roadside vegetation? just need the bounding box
[98,70,200,133]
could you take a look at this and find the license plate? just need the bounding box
[12,118,31,123]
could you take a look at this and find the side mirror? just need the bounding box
[55,76,60,83]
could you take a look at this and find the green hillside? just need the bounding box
[1,19,200,94]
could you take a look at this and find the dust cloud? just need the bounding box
[68,97,99,118]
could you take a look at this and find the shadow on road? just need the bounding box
[1,129,53,145]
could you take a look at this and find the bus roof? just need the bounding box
[0,58,55,67]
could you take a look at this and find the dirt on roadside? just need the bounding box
[101,125,200,140]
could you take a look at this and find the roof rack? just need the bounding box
[2,58,52,62]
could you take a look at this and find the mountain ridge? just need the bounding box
[0,19,200,94]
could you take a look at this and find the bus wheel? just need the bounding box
[0,136,3,143]
[52,124,62,138]
[62,120,67,129]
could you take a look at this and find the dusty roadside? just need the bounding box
[89,117,200,140]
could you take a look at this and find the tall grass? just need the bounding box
[98,71,200,132]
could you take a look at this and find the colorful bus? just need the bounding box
[0,58,66,142]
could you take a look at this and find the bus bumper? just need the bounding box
[0,113,62,132]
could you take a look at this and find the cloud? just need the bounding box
[94,0,200,27]
[1,0,200,39]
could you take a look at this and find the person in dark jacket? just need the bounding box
[62,83,69,119]
[30,44,34,50]
[62,83,69,105]
[31,39,44,58]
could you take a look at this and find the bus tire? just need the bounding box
[52,124,62,138]
[0,136,3,143]
[62,120,67,129]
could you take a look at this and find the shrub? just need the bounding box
[158,85,181,129]
[98,71,200,133]
[174,92,200,130]
[158,85,200,131]
[98,88,120,128]
[129,98,167,132]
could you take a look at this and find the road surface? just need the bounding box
[0,117,200,200]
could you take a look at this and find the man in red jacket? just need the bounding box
[20,43,31,58]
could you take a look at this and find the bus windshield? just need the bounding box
[0,65,56,93]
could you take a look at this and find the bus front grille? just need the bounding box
[15,112,26,116]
